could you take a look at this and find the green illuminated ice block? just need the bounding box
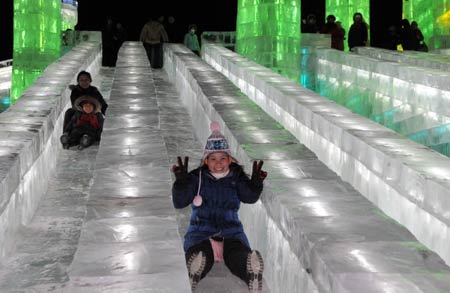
[235,0,301,81]
[11,0,62,103]
[61,2,78,31]
[326,0,370,52]
[403,0,450,49]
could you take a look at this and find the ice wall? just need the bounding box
[236,0,302,81]
[164,44,320,292]
[0,42,101,261]
[403,0,450,49]
[316,48,450,157]
[202,43,450,266]
[11,0,62,103]
[354,46,450,72]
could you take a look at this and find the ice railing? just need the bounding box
[164,43,319,292]
[0,41,102,260]
[315,48,450,158]
[201,31,236,50]
[354,46,450,72]
[0,64,11,113]
[202,43,450,266]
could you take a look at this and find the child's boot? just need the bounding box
[246,250,264,292]
[60,133,69,149]
[187,251,206,292]
[79,134,92,149]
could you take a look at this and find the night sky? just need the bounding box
[0,0,401,61]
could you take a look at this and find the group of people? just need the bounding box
[303,12,368,51]
[102,17,128,67]
[59,72,267,292]
[139,16,201,68]
[387,19,428,52]
[304,12,427,53]
[60,71,107,150]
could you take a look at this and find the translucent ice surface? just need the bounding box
[167,43,450,292]
[201,43,450,279]
[0,41,102,260]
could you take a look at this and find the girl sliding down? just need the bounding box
[172,122,267,292]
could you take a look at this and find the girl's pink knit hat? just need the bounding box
[202,121,233,161]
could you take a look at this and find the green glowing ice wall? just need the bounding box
[326,0,370,51]
[11,0,62,103]
[403,0,450,49]
[61,3,78,31]
[236,0,301,81]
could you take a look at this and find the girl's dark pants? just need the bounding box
[185,238,251,283]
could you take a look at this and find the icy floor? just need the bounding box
[0,67,114,291]
[0,49,259,291]
[2,42,450,293]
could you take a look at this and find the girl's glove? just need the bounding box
[251,160,267,186]
[172,156,189,182]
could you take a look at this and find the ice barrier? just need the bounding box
[0,65,11,112]
[164,43,450,292]
[0,41,102,261]
[201,44,450,268]
[354,47,450,73]
[315,48,450,157]
[164,44,321,292]
[65,42,191,292]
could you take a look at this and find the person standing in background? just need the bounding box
[101,16,117,66]
[399,19,415,51]
[166,16,182,43]
[411,21,428,52]
[113,22,127,59]
[331,21,345,51]
[348,12,368,51]
[303,13,320,33]
[184,24,201,56]
[140,17,169,68]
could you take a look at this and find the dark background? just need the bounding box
[1,0,402,61]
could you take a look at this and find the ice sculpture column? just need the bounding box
[11,0,62,103]
[326,0,370,51]
[235,0,301,81]
[403,0,450,49]
[61,0,78,31]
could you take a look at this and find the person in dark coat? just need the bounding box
[331,21,346,51]
[320,14,337,34]
[60,95,104,150]
[303,13,320,33]
[348,12,368,51]
[102,16,117,66]
[172,121,267,292]
[113,22,127,56]
[139,17,169,68]
[63,71,108,136]
[383,25,400,50]
[411,21,427,52]
[399,19,415,51]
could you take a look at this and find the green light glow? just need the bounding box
[11,0,62,103]
[403,0,450,49]
[236,0,301,81]
[61,3,78,31]
[326,0,370,52]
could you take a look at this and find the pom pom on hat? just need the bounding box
[210,121,221,133]
[202,121,233,161]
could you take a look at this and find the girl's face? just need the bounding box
[206,152,231,174]
[82,102,94,114]
[78,75,91,89]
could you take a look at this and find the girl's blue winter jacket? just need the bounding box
[172,163,263,252]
